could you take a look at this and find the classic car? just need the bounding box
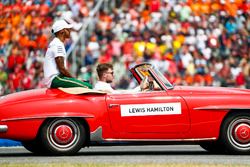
[0,63,249,155]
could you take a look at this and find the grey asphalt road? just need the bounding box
[0,145,249,165]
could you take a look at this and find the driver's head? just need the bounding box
[96,63,114,83]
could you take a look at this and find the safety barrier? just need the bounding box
[0,139,21,147]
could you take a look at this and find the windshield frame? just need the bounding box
[150,66,174,90]
[131,63,174,91]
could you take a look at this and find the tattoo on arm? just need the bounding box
[55,57,73,78]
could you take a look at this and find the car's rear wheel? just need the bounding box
[221,112,250,154]
[22,139,45,154]
[39,118,86,155]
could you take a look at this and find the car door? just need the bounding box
[106,91,190,134]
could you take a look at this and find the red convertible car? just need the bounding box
[0,63,249,155]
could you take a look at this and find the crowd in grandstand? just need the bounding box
[0,0,249,95]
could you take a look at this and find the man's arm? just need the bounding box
[55,56,73,78]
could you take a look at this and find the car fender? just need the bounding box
[0,95,107,141]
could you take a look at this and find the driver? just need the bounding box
[94,63,148,93]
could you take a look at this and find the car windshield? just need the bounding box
[151,66,174,90]
[135,63,174,90]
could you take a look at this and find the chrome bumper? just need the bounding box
[0,125,8,133]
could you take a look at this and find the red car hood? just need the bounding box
[173,86,250,95]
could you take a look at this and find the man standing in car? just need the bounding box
[43,20,92,89]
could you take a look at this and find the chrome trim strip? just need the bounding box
[89,126,217,142]
[1,115,94,122]
[103,137,217,142]
[0,125,8,133]
[90,126,103,141]
[194,107,249,110]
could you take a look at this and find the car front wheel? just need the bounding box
[39,118,86,155]
[221,112,250,154]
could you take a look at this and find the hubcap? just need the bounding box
[48,119,79,149]
[228,118,250,149]
[54,125,73,144]
[233,123,250,144]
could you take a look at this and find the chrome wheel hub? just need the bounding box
[48,119,79,149]
[233,123,250,144]
[54,125,73,145]
[228,118,250,149]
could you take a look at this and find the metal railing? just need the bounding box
[66,0,105,74]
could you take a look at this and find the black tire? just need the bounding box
[39,118,86,155]
[199,141,225,154]
[221,112,250,154]
[22,139,46,155]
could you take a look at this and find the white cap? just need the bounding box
[51,20,73,34]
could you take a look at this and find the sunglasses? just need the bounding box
[105,71,114,75]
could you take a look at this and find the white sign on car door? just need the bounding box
[120,102,182,117]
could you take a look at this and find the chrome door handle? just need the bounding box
[109,104,119,108]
